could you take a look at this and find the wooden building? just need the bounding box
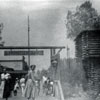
[75,30,100,91]
[0,57,28,80]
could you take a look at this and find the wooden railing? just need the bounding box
[54,80,64,100]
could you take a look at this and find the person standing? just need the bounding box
[24,65,36,100]
[42,75,47,94]
[1,68,12,100]
[35,79,40,96]
[20,75,25,97]
[13,78,19,96]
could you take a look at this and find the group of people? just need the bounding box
[13,65,38,100]
[13,76,25,96]
[0,65,55,100]
[42,76,54,96]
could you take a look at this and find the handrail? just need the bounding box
[55,80,64,100]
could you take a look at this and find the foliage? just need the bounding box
[48,58,86,85]
[40,69,48,77]
[66,1,100,39]
[57,58,95,99]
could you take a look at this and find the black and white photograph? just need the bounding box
[0,0,100,100]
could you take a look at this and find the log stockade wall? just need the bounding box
[75,30,100,91]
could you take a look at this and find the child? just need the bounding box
[20,76,25,97]
[13,78,19,96]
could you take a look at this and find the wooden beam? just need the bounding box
[0,46,65,49]
[0,71,28,74]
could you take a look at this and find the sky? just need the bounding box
[0,0,99,70]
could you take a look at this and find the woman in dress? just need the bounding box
[24,65,36,100]
[1,68,12,100]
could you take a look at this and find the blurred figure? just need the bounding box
[20,75,25,97]
[13,78,19,96]
[1,68,12,100]
[47,78,54,96]
[42,76,47,84]
[24,65,36,100]
[42,75,47,94]
[35,79,40,96]
[43,76,49,95]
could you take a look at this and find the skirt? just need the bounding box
[23,79,36,99]
[3,80,11,98]
[0,81,5,98]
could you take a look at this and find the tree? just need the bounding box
[66,1,100,39]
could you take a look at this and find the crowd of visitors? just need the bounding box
[0,65,55,100]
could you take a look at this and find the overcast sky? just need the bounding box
[0,0,99,70]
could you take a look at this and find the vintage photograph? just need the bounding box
[0,0,100,100]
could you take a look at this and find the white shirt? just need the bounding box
[1,73,10,80]
[20,78,25,87]
[42,76,47,83]
[14,82,19,90]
